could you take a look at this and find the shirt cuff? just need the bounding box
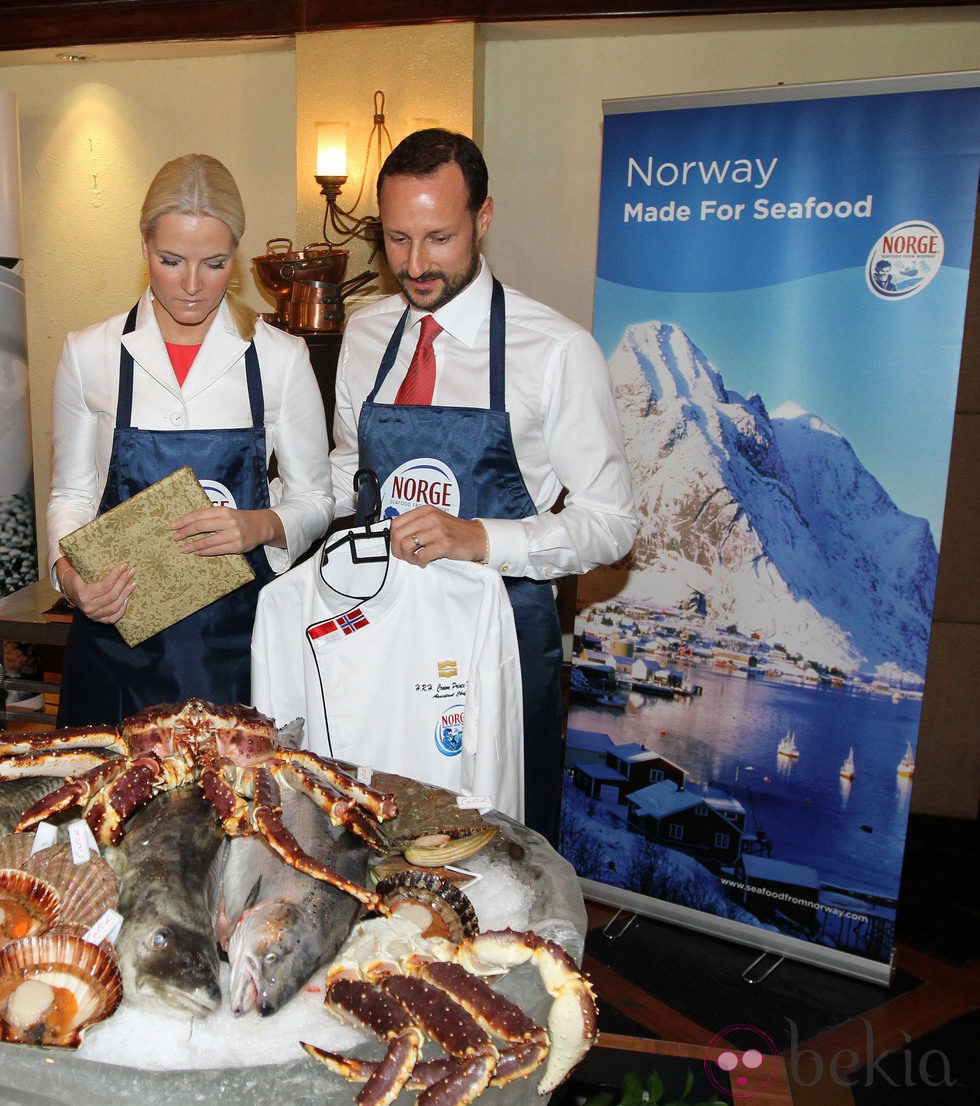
[478,517,527,577]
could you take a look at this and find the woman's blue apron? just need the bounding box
[57,303,275,727]
[356,279,563,841]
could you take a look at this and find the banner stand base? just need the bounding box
[742,951,785,985]
[602,909,638,941]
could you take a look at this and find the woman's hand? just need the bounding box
[389,506,489,567]
[56,558,135,624]
[171,507,286,556]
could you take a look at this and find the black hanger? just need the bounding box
[320,468,389,569]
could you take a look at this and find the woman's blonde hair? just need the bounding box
[140,153,256,340]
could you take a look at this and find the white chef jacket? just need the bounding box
[47,290,333,579]
[331,259,637,581]
[250,523,524,821]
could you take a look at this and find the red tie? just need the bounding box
[395,315,442,405]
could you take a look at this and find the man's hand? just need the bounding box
[389,505,489,567]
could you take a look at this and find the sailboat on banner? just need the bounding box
[897,742,916,778]
[777,731,800,759]
[840,747,856,781]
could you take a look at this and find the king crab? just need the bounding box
[302,914,598,1105]
[0,698,397,913]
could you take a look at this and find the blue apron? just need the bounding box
[357,279,563,841]
[57,303,275,727]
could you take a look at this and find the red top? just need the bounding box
[165,342,201,387]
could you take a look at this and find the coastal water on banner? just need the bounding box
[563,670,919,963]
[560,74,980,980]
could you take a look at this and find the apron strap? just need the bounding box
[488,277,505,411]
[116,301,263,429]
[115,303,141,428]
[369,277,507,412]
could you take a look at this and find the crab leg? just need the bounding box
[15,757,139,835]
[279,751,398,821]
[453,930,598,1095]
[241,766,388,915]
[419,961,550,1086]
[0,750,113,781]
[305,978,424,1106]
[270,761,388,853]
[84,754,184,844]
[380,975,498,1106]
[0,725,126,758]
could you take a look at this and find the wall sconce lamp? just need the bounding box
[315,90,392,255]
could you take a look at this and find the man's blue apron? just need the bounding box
[57,303,275,727]
[356,279,563,841]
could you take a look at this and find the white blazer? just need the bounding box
[47,289,334,579]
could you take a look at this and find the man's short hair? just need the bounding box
[377,129,489,213]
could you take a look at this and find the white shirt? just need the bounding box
[251,523,524,821]
[47,291,333,578]
[332,259,637,581]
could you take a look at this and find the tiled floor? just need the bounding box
[577,813,980,1105]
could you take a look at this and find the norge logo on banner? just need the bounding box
[562,74,979,983]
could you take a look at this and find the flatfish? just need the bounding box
[208,784,368,1017]
[105,784,223,1018]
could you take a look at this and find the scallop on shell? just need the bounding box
[0,931,122,1048]
[0,834,34,873]
[0,870,61,946]
[21,844,119,929]
[375,870,480,942]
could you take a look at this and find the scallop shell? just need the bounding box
[21,844,119,929]
[0,931,122,1048]
[375,870,480,942]
[0,870,62,946]
[0,834,34,873]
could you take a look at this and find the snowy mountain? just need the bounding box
[602,320,938,676]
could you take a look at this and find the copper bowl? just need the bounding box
[252,239,349,322]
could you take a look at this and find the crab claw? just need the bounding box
[453,929,598,1094]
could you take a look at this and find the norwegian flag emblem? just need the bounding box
[308,607,370,640]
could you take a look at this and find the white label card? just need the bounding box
[445,864,481,887]
[31,822,58,854]
[456,795,493,814]
[68,819,98,863]
[357,765,373,786]
[84,909,124,947]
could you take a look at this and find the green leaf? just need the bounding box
[582,1092,614,1106]
[620,1070,646,1106]
[681,1067,694,1098]
[645,1068,665,1103]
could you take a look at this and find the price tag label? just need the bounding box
[83,908,124,948]
[68,819,98,863]
[31,822,58,854]
[456,795,493,814]
[445,864,481,888]
[357,765,373,786]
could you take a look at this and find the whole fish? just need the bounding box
[105,785,224,1018]
[208,784,368,1017]
[0,776,64,835]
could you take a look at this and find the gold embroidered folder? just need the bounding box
[58,466,255,647]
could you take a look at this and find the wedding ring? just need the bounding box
[412,534,423,552]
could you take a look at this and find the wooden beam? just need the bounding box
[0,0,975,54]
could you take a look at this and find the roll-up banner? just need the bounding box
[562,73,979,984]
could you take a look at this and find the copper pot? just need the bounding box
[252,239,349,325]
[289,271,378,332]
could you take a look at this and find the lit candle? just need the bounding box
[316,122,348,178]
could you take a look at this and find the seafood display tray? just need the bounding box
[0,815,587,1105]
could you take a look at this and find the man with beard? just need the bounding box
[330,129,636,842]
